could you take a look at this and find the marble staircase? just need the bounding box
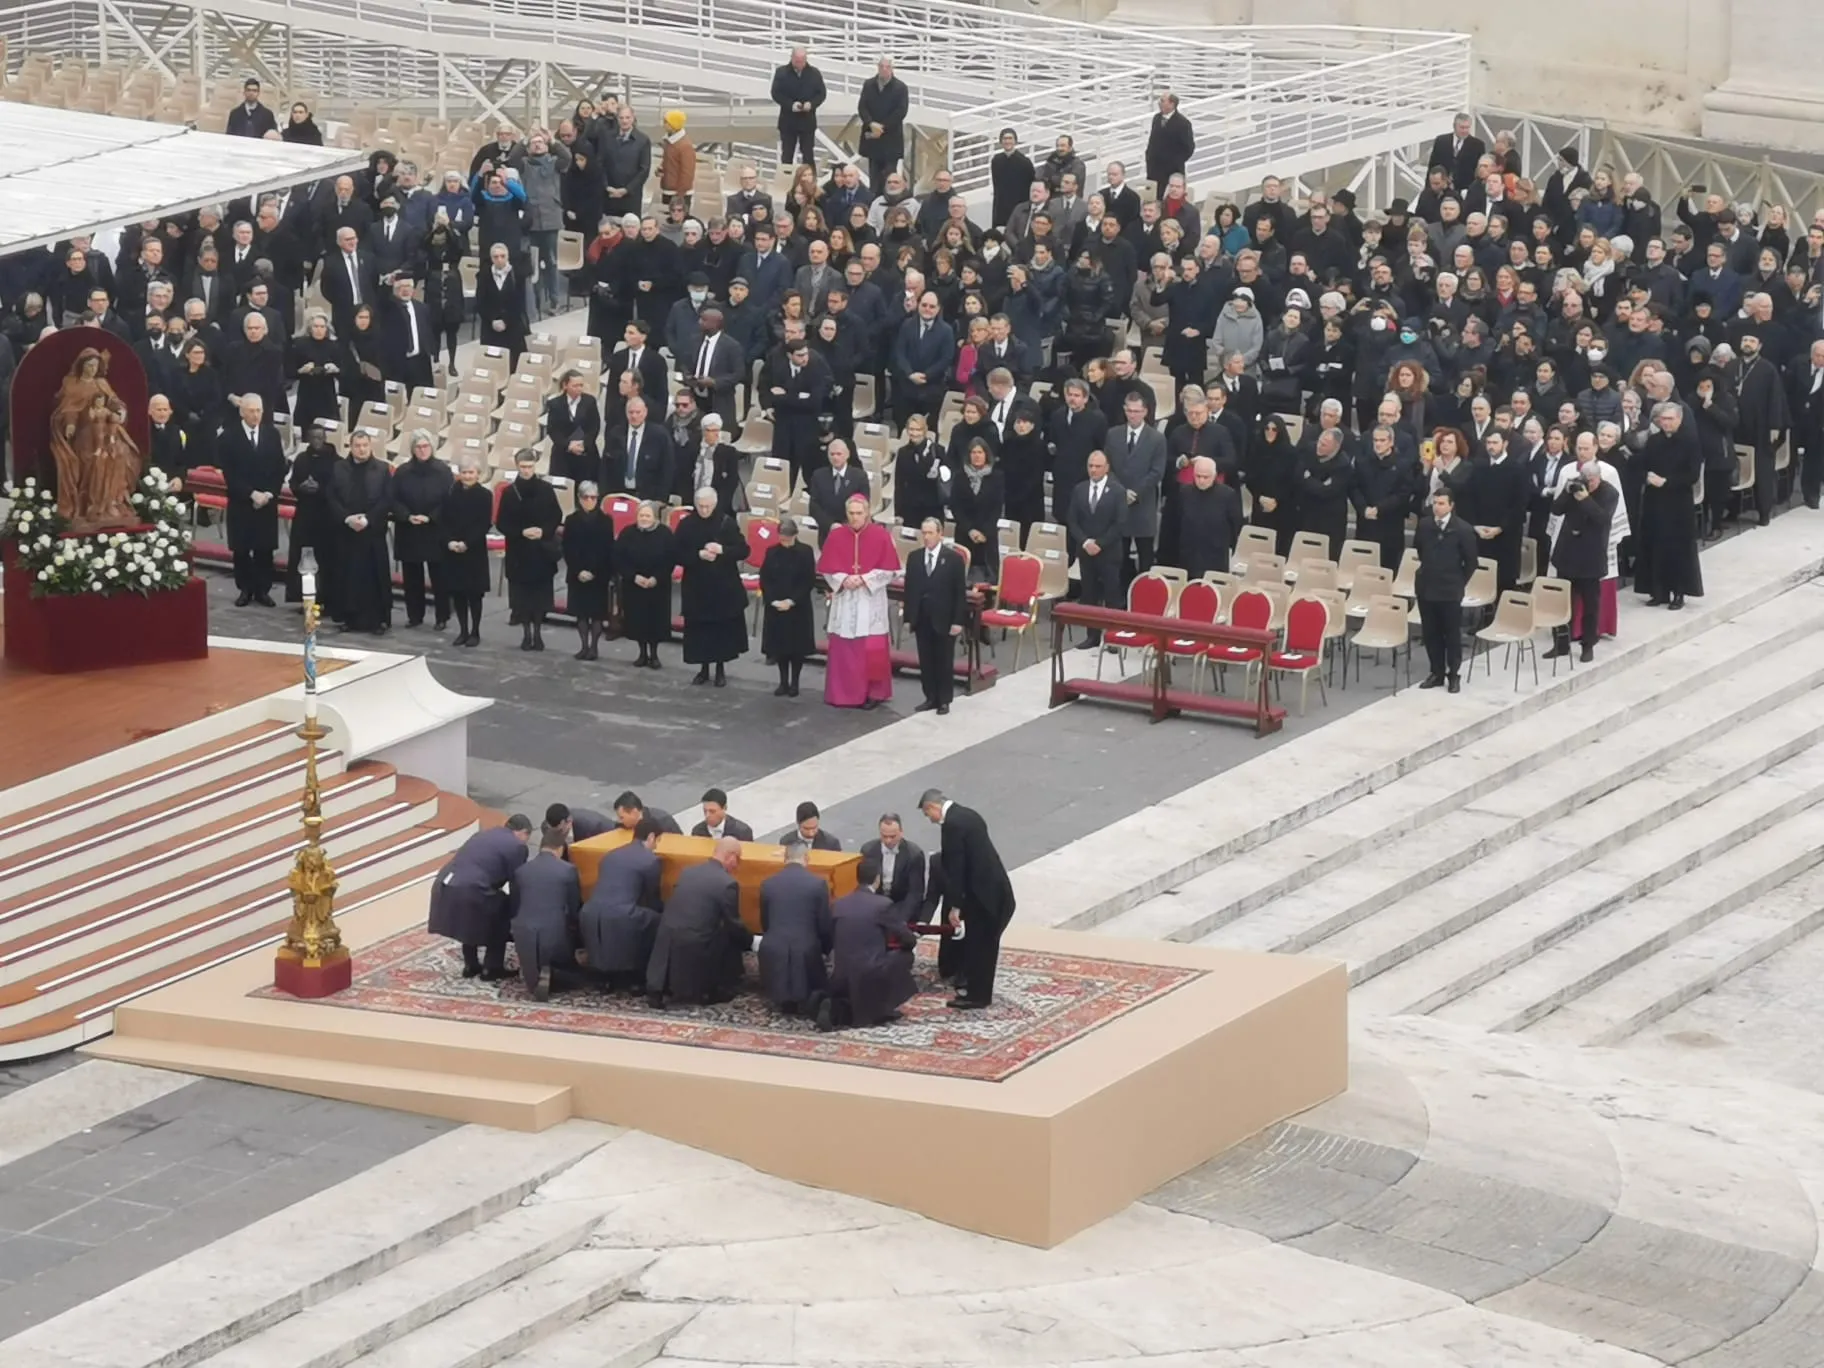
[0,721,480,1061]
[1088,578,1824,1046]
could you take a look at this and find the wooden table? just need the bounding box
[570,830,861,933]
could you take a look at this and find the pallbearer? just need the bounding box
[428,813,534,979]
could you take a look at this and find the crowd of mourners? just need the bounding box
[5,67,1824,690]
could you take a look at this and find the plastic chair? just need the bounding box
[1530,577,1574,674]
[1335,539,1381,592]
[1348,594,1411,692]
[1099,572,1171,678]
[1291,559,1338,593]
[1734,443,1756,493]
[1389,547,1420,598]
[1240,551,1286,585]
[1474,590,1537,690]
[1270,596,1330,714]
[1461,557,1498,619]
[1344,565,1394,620]
[1234,524,1277,569]
[980,552,1045,669]
[1287,530,1330,571]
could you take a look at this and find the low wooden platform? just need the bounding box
[0,634,335,792]
[88,885,1349,1247]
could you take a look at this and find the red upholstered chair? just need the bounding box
[741,516,780,629]
[1269,596,1330,715]
[667,504,690,581]
[488,479,511,592]
[1164,579,1222,691]
[1207,587,1270,691]
[605,494,640,536]
[979,551,1044,670]
[1098,571,1171,679]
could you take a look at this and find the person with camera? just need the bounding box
[1548,447,1621,662]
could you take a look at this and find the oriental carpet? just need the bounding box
[256,930,1202,1082]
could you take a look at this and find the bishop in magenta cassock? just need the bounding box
[817,495,900,709]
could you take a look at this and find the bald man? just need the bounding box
[645,837,752,1007]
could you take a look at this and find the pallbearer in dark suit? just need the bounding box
[218,394,286,606]
[509,828,583,1001]
[919,790,1016,1008]
[646,838,750,1007]
[691,788,755,842]
[817,856,918,1030]
[428,814,534,978]
[578,817,665,990]
[860,813,929,927]
[757,843,834,1014]
[901,518,968,714]
[1414,488,1481,692]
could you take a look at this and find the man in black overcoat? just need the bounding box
[1414,487,1481,692]
[218,394,287,606]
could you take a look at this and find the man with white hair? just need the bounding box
[218,393,286,607]
[857,58,907,193]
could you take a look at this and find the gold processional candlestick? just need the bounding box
[275,554,352,995]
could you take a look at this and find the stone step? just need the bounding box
[1089,591,1824,944]
[1354,743,1824,1022]
[200,1205,606,1368]
[495,1302,697,1368]
[1432,797,1824,1034]
[0,1121,622,1368]
[1528,860,1824,1048]
[1334,689,1824,1009]
[349,1250,655,1368]
[1190,629,1824,960]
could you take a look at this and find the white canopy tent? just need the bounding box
[0,103,365,254]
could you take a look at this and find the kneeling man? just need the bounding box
[578,816,665,990]
[757,842,833,1014]
[509,825,582,1000]
[817,856,918,1030]
[646,837,750,1006]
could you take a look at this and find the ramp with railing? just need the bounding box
[3,0,1470,196]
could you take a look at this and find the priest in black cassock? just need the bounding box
[326,430,394,635]
[1733,327,1788,523]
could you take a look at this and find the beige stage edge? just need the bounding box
[87,887,1348,1247]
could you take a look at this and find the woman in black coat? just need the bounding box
[341,304,387,416]
[423,220,467,371]
[949,438,1005,581]
[442,461,495,646]
[674,489,749,686]
[285,426,344,613]
[173,339,224,470]
[495,450,562,650]
[997,407,1048,542]
[894,414,948,531]
[1243,414,1301,556]
[1634,402,1704,609]
[476,243,530,365]
[562,482,615,660]
[288,312,347,436]
[760,517,817,696]
[326,431,395,635]
[989,129,1036,229]
[562,147,608,241]
[391,431,454,629]
[1164,260,1220,393]
[616,502,675,668]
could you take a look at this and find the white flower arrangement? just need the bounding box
[2,468,192,598]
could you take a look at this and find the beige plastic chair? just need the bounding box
[1292,559,1338,593]
[1518,536,1537,588]
[1474,590,1537,690]
[1151,564,1188,610]
[1303,587,1349,683]
[1240,551,1286,585]
[1233,524,1278,570]
[1335,539,1381,592]
[555,230,585,271]
[1344,564,1394,620]
[1530,577,1575,674]
[1287,530,1330,572]
[1734,443,1756,493]
[1348,594,1411,692]
[1461,557,1498,617]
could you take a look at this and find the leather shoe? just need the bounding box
[1418,675,1443,689]
[255,594,276,607]
[533,966,551,1002]
[946,996,988,1010]
[1580,645,1595,662]
[914,701,937,712]
[937,704,950,715]
[1447,676,1461,693]
[860,698,880,710]
[234,591,253,607]
[774,683,791,697]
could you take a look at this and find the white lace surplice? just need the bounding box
[824,569,897,639]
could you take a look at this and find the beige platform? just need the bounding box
[89,886,1347,1247]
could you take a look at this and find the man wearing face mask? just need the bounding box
[1351,301,1399,429]
[666,271,716,364]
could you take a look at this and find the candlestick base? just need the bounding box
[273,946,352,998]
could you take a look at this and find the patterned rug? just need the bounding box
[257,929,1203,1082]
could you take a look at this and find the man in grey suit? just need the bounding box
[578,817,665,990]
[1108,390,1166,576]
[793,239,839,316]
[859,813,928,924]
[509,827,583,1001]
[1047,172,1089,246]
[691,787,755,842]
[757,843,834,1013]
[646,837,750,1006]
[1066,450,1128,647]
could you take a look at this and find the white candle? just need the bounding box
[301,571,316,598]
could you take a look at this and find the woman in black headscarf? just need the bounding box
[1243,413,1301,556]
[562,482,615,660]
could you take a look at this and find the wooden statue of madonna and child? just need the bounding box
[48,346,145,533]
